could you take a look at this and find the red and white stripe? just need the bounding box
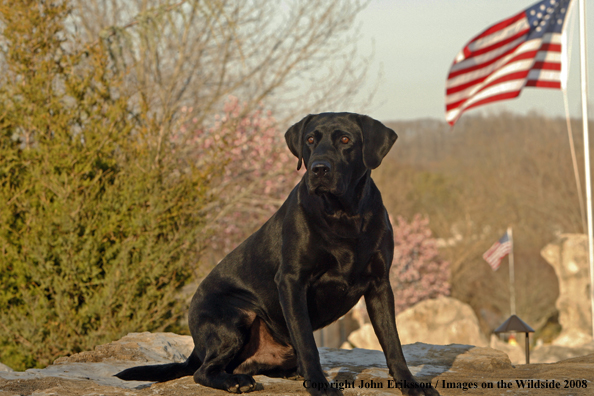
[483,240,512,271]
[445,9,567,126]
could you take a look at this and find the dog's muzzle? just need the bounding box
[311,161,331,178]
[308,160,341,195]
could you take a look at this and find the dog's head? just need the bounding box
[285,113,397,196]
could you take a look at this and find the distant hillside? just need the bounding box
[374,112,593,337]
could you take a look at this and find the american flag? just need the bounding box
[483,231,512,271]
[445,0,573,126]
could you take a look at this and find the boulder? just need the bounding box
[348,297,488,350]
[1,332,594,395]
[540,234,593,346]
[489,334,526,365]
[347,323,381,350]
[54,331,194,365]
[314,310,361,349]
[531,341,594,364]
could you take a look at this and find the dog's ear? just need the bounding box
[357,115,397,169]
[285,114,314,170]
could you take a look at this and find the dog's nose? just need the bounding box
[311,161,331,177]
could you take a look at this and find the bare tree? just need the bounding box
[62,0,375,268]
[70,0,373,130]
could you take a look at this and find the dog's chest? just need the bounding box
[317,241,370,278]
[306,244,375,327]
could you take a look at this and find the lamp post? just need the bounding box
[494,315,535,364]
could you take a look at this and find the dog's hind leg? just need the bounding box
[191,317,258,394]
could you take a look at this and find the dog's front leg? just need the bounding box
[365,278,440,396]
[275,266,341,396]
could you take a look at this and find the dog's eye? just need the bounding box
[340,136,350,144]
[307,136,314,144]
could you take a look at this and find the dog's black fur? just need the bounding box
[116,113,439,396]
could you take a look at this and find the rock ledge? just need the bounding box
[0,332,593,395]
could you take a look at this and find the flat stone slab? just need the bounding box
[0,332,593,395]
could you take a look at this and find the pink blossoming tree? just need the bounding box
[173,96,303,257]
[390,214,451,313]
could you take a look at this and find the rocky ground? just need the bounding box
[1,332,593,395]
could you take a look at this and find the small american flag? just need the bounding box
[446,0,573,126]
[483,232,513,271]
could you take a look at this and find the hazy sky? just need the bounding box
[354,0,594,122]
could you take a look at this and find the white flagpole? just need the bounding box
[562,2,587,233]
[563,89,587,233]
[508,227,516,316]
[578,0,594,338]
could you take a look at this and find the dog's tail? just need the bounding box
[115,348,201,382]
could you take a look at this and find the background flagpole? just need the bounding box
[578,0,594,338]
[508,227,516,316]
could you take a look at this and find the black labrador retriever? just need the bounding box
[116,113,439,396]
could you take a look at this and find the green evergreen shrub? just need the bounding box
[0,0,212,370]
